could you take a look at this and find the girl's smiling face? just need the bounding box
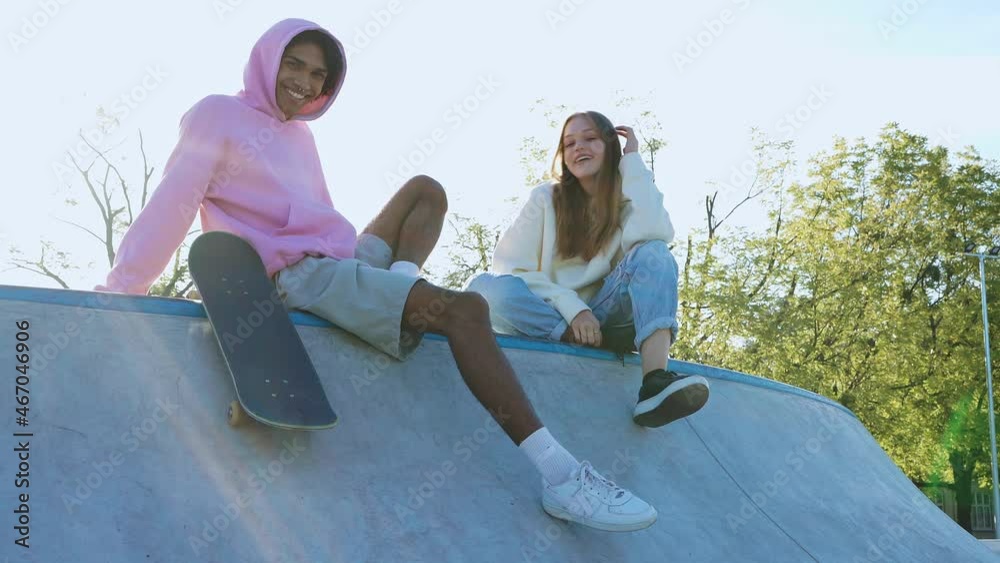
[561,115,606,185]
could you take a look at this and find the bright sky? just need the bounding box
[1,0,998,290]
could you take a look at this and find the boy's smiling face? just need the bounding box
[275,42,328,119]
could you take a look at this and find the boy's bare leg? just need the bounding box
[362,175,447,268]
[402,280,541,444]
[400,280,659,531]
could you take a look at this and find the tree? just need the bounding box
[438,214,501,290]
[676,123,1000,530]
[5,127,196,297]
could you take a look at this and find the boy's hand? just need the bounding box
[616,125,639,154]
[570,310,602,347]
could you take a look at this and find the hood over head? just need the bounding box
[237,18,346,122]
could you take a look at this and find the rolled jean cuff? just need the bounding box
[550,319,569,342]
[634,317,679,350]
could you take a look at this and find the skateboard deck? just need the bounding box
[189,231,337,430]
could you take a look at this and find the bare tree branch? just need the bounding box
[177,280,195,298]
[7,244,70,289]
[744,207,784,301]
[82,134,135,224]
[7,129,178,294]
[54,218,105,246]
[139,130,155,209]
[99,153,111,201]
[68,152,109,221]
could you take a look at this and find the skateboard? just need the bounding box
[188,231,338,430]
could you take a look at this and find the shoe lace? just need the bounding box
[579,462,626,501]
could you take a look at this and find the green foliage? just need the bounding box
[677,123,1000,485]
[439,215,501,290]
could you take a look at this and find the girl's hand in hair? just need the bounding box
[616,125,639,154]
[570,310,602,347]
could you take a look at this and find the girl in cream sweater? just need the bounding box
[468,111,710,427]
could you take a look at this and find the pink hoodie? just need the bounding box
[95,18,356,295]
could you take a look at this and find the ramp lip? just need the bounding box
[0,283,853,417]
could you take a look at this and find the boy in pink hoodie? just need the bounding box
[96,18,657,532]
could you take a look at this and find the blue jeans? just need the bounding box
[466,240,679,350]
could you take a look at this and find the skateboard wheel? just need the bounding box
[227,400,247,427]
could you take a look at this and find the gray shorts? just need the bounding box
[274,233,423,360]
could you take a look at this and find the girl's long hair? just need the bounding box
[551,111,624,260]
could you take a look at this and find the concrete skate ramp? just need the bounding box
[0,284,995,563]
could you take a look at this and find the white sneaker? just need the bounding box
[541,461,657,532]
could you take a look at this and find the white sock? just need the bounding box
[519,427,580,486]
[389,260,420,277]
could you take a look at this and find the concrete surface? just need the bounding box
[0,284,995,562]
[981,539,1000,555]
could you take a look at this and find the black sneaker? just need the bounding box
[632,369,710,428]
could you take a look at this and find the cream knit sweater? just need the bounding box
[491,152,675,323]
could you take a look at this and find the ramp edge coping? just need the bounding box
[0,284,854,417]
